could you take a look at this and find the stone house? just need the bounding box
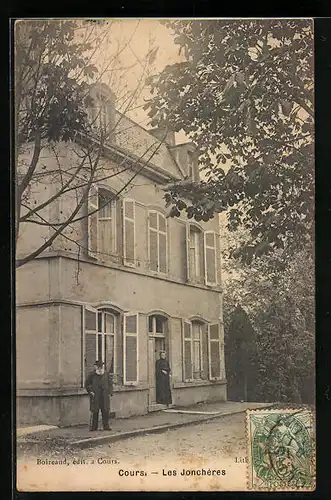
[16,83,226,426]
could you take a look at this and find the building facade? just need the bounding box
[16,84,226,426]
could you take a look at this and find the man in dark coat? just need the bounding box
[85,360,113,431]
[155,351,172,406]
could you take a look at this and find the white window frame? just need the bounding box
[98,310,117,374]
[208,322,222,381]
[123,312,139,385]
[83,306,118,384]
[204,230,217,286]
[192,321,204,379]
[148,315,166,338]
[148,210,168,275]
[182,319,194,382]
[98,189,117,257]
[122,198,136,267]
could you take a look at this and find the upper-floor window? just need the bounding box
[186,225,217,286]
[148,211,167,274]
[88,186,135,267]
[188,225,204,283]
[88,186,117,260]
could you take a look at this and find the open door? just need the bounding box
[148,336,166,410]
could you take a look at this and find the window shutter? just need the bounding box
[83,306,98,382]
[123,199,135,267]
[87,185,99,259]
[208,323,221,380]
[204,231,217,286]
[123,313,138,384]
[185,223,191,282]
[182,320,193,381]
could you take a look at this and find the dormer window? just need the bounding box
[187,151,199,181]
[87,84,116,143]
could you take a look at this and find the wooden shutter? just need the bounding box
[123,312,139,384]
[185,223,191,282]
[204,231,217,286]
[182,320,193,381]
[208,322,221,380]
[87,185,98,259]
[83,306,98,383]
[123,199,135,267]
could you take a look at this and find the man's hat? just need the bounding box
[94,360,104,368]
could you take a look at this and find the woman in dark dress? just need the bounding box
[155,351,172,406]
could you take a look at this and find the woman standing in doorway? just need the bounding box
[155,351,172,406]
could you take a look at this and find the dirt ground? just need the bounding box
[18,412,246,462]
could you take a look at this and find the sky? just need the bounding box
[87,19,188,144]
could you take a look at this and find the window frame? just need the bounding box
[123,312,139,385]
[148,210,168,275]
[82,306,118,385]
[182,319,193,382]
[186,223,204,284]
[98,188,117,257]
[148,314,166,338]
[192,321,204,379]
[87,185,118,261]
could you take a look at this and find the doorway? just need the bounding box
[148,315,167,410]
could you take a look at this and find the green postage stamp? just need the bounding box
[246,408,315,491]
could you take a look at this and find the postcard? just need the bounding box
[15,17,315,492]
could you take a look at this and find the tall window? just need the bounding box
[186,225,217,285]
[148,211,167,274]
[192,322,203,379]
[84,308,116,377]
[182,320,222,382]
[187,226,203,282]
[98,189,116,257]
[87,186,117,260]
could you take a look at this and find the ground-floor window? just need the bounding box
[83,306,139,386]
[182,320,223,381]
[84,307,117,376]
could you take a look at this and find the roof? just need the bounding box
[114,112,184,180]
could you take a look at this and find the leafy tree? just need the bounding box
[146,19,314,261]
[222,238,314,404]
[15,19,159,268]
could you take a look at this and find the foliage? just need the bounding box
[146,19,314,261]
[223,239,314,404]
[15,20,96,146]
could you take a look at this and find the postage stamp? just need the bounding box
[246,408,315,491]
